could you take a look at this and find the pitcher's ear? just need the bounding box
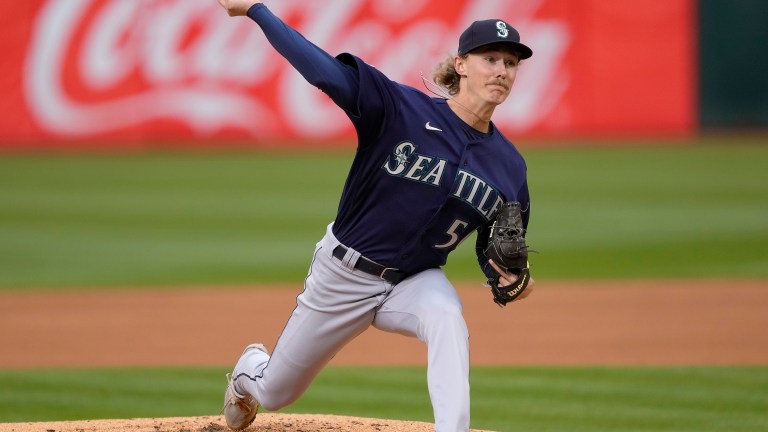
[455,56,467,77]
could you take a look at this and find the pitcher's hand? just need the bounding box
[489,259,534,302]
[217,0,261,17]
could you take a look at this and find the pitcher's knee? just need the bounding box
[258,392,299,412]
[423,302,467,335]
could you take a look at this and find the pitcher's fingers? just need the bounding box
[489,259,517,280]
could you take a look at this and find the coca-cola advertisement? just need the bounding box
[0,0,695,150]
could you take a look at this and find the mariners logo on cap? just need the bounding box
[496,21,509,38]
[458,18,533,58]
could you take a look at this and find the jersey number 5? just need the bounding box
[434,219,470,250]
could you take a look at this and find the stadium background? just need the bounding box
[1,0,767,431]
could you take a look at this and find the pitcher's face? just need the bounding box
[457,47,519,106]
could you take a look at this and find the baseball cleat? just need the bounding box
[222,343,268,430]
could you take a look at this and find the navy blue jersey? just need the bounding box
[249,5,530,277]
[333,54,529,275]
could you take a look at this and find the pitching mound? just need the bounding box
[0,414,492,432]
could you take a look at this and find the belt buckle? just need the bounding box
[379,267,398,281]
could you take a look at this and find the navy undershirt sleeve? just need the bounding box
[247,4,359,112]
[476,224,495,279]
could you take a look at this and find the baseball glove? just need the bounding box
[484,201,531,306]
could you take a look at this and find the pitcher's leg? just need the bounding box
[234,295,373,410]
[234,238,388,411]
[373,269,470,432]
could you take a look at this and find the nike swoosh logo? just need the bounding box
[425,122,443,132]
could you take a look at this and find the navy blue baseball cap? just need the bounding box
[458,19,533,59]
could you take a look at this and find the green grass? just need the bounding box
[1,140,767,289]
[518,142,768,280]
[0,152,350,288]
[1,366,766,431]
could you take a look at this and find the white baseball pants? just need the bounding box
[233,223,470,431]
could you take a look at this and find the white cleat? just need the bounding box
[222,343,268,430]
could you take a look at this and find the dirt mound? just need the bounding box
[0,414,492,432]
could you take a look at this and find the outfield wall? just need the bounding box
[699,0,768,129]
[0,0,696,149]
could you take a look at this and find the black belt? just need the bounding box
[332,245,408,285]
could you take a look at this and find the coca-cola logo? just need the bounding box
[24,0,568,139]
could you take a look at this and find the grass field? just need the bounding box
[1,139,767,430]
[1,367,766,431]
[1,140,767,289]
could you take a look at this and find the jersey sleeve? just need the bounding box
[247,4,359,112]
[248,5,399,145]
[333,54,402,145]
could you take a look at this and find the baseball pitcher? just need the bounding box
[217,1,535,430]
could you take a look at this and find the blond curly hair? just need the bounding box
[431,54,466,96]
